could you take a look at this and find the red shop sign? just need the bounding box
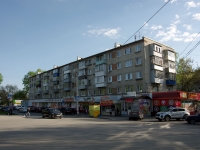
[125,98,134,102]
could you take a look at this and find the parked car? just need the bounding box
[19,107,27,113]
[129,110,144,120]
[155,107,190,121]
[28,106,36,112]
[186,114,200,124]
[1,106,9,112]
[42,108,63,119]
[15,105,25,110]
[35,106,48,113]
[64,108,77,115]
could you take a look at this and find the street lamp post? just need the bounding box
[75,72,79,115]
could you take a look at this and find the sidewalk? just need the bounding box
[73,114,155,121]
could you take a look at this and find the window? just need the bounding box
[88,59,92,65]
[117,62,121,69]
[136,57,142,65]
[117,87,122,94]
[151,56,163,66]
[108,76,112,83]
[78,69,86,76]
[137,85,142,92]
[136,72,142,79]
[125,86,133,92]
[117,75,121,81]
[108,65,112,72]
[154,45,162,53]
[125,60,132,67]
[108,88,112,94]
[124,48,131,55]
[117,50,121,57]
[98,89,105,95]
[81,91,86,96]
[88,69,92,75]
[96,76,104,83]
[125,73,133,80]
[108,53,112,59]
[88,90,91,96]
[135,45,141,52]
[95,64,105,72]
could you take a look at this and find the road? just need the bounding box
[0,111,200,150]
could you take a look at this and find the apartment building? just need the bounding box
[28,36,176,116]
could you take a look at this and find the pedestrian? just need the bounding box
[85,107,88,115]
[26,107,30,117]
[109,108,112,116]
[117,108,119,116]
[9,106,13,115]
[115,108,117,116]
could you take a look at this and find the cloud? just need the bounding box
[151,25,163,30]
[164,0,177,4]
[155,23,200,42]
[175,15,179,19]
[193,13,200,20]
[185,1,200,9]
[183,24,192,30]
[87,28,121,39]
[173,20,181,24]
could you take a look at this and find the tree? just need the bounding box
[0,73,3,84]
[176,58,200,92]
[13,90,27,100]
[0,85,18,105]
[22,69,45,95]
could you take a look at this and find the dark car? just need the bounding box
[1,106,10,112]
[42,108,63,119]
[35,106,48,113]
[64,108,77,115]
[129,110,144,120]
[186,114,200,124]
[28,106,36,112]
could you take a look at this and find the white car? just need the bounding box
[18,107,27,113]
[155,107,190,121]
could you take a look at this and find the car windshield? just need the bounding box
[49,109,61,113]
[160,108,173,112]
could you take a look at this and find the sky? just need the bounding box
[0,0,200,90]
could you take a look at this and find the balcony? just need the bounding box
[150,49,162,57]
[166,80,176,86]
[36,88,41,94]
[35,81,41,87]
[151,77,163,84]
[165,67,176,73]
[79,85,87,90]
[63,70,71,74]
[53,89,59,93]
[95,70,106,77]
[64,87,71,91]
[53,81,59,85]
[43,73,49,79]
[53,73,59,77]
[63,78,71,83]
[151,64,163,71]
[36,78,41,82]
[43,83,48,86]
[79,64,86,70]
[95,83,107,88]
[43,90,49,94]
[53,77,59,81]
[96,59,106,65]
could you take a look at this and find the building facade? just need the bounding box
[28,37,176,116]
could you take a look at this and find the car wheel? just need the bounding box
[60,116,62,119]
[42,115,45,118]
[190,119,196,124]
[183,115,188,120]
[158,119,162,122]
[165,116,170,121]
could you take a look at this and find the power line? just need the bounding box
[123,0,171,45]
[178,31,200,58]
[183,40,200,59]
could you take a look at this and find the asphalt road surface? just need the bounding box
[0,112,200,150]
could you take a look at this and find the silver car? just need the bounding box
[155,107,190,121]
